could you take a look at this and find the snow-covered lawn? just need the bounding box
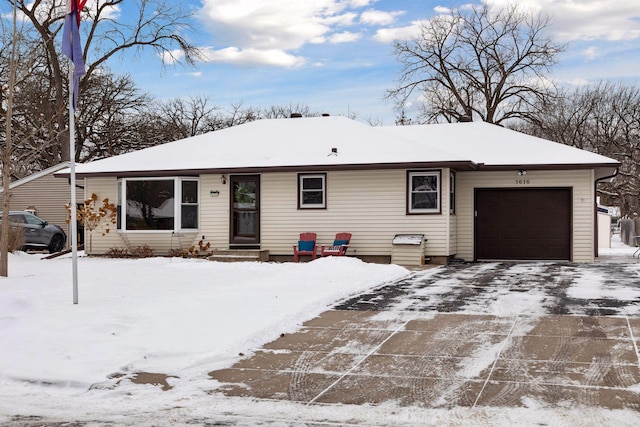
[0,235,639,426]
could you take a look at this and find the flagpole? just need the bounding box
[69,64,79,304]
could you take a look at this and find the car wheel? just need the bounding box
[49,235,65,253]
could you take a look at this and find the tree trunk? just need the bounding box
[1,2,19,277]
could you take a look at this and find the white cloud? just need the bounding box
[347,0,376,7]
[484,0,640,42]
[201,46,306,68]
[360,9,404,26]
[329,31,362,43]
[9,0,119,25]
[199,0,352,51]
[563,78,592,86]
[582,46,600,60]
[196,0,400,67]
[324,12,358,26]
[159,49,185,65]
[373,21,424,43]
[433,6,452,14]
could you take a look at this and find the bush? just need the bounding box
[167,248,189,257]
[167,240,212,258]
[3,226,26,253]
[105,247,129,258]
[130,244,154,258]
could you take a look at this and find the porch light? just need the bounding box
[517,169,527,176]
[220,174,227,184]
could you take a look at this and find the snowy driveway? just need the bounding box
[209,260,640,424]
[335,261,640,316]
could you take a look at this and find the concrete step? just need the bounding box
[208,249,269,263]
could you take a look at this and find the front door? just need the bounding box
[230,175,260,247]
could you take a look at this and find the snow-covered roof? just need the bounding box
[1,162,71,192]
[66,117,619,177]
[381,122,618,167]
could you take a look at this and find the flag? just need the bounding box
[61,0,87,111]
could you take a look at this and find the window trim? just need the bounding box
[180,179,199,230]
[119,177,199,232]
[407,170,441,215]
[450,171,456,214]
[298,173,327,209]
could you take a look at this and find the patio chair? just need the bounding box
[293,232,317,262]
[321,232,352,257]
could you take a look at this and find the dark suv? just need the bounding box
[2,211,67,253]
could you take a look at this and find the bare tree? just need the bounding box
[521,82,640,216]
[388,3,564,125]
[1,0,19,276]
[77,71,152,161]
[155,96,220,140]
[5,0,200,165]
[260,103,316,119]
[0,16,49,180]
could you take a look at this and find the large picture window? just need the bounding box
[119,178,199,231]
[298,173,326,209]
[408,170,441,214]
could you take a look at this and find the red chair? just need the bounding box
[293,232,317,262]
[321,233,352,257]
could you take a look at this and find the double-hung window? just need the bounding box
[408,170,441,214]
[118,177,199,231]
[298,173,326,209]
[181,180,199,229]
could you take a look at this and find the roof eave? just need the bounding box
[473,162,621,171]
[56,161,478,179]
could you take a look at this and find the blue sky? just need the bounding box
[54,0,640,123]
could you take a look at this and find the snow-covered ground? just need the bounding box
[0,234,639,426]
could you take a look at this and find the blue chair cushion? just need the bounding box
[333,239,349,246]
[298,240,315,251]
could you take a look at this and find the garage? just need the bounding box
[475,188,572,261]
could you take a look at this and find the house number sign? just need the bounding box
[515,179,531,185]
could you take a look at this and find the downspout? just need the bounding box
[594,166,620,258]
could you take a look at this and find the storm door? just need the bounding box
[230,175,260,247]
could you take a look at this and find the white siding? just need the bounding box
[85,168,597,262]
[83,177,119,254]
[456,170,595,263]
[87,170,456,258]
[199,174,231,249]
[259,169,453,258]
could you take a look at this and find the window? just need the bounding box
[119,178,199,231]
[298,173,326,209]
[181,180,199,229]
[408,170,440,214]
[450,171,456,214]
[8,214,26,224]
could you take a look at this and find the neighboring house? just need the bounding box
[57,116,620,263]
[1,162,73,247]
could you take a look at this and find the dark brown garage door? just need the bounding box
[475,188,571,261]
